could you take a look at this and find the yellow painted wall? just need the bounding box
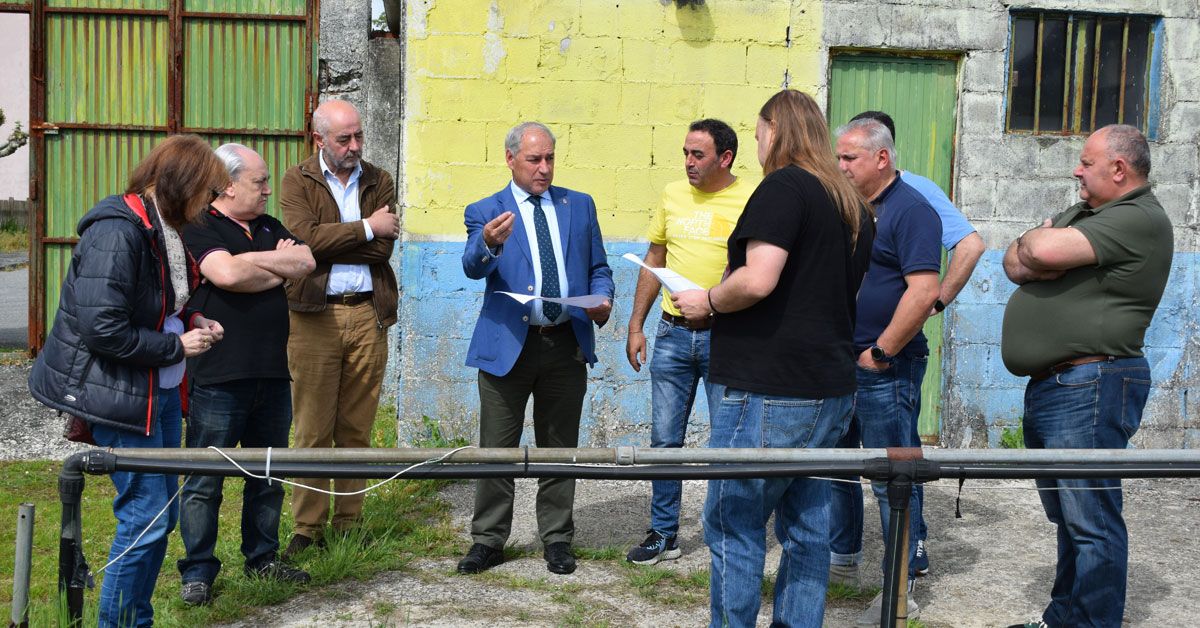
[403,0,823,239]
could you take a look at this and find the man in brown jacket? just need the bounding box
[279,99,399,557]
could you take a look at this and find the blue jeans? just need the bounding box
[178,379,293,584]
[829,354,927,581]
[704,385,853,628]
[648,318,717,536]
[1023,357,1149,628]
[90,387,181,628]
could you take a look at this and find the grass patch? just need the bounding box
[0,404,462,626]
[0,221,26,253]
[1000,422,1025,449]
[622,562,708,607]
[826,581,879,601]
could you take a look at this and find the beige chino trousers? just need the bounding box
[288,301,387,539]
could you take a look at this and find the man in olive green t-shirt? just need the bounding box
[1000,124,1172,628]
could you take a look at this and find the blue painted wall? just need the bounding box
[395,243,1199,449]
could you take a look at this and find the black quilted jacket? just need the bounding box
[29,194,201,435]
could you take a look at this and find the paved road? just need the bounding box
[0,254,28,350]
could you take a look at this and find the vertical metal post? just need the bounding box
[9,503,34,628]
[58,466,88,627]
[880,464,914,628]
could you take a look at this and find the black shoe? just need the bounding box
[281,534,320,561]
[245,559,312,584]
[457,543,504,574]
[180,580,213,606]
[544,542,576,575]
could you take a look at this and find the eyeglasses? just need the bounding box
[209,188,222,203]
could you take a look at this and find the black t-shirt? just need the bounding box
[709,165,874,398]
[182,207,298,386]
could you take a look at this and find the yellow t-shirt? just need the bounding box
[647,178,754,317]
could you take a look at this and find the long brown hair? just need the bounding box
[126,134,228,229]
[758,90,868,244]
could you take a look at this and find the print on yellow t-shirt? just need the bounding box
[646,178,754,317]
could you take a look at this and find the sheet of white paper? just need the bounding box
[498,291,609,309]
[621,252,702,293]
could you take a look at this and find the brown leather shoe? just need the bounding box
[281,534,321,561]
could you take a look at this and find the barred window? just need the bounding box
[1006,11,1159,135]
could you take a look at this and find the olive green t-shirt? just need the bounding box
[1001,185,1173,376]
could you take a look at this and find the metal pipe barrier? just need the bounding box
[9,503,34,628]
[58,446,1200,628]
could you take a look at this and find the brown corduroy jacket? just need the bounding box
[279,154,398,327]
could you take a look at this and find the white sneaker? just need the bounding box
[855,590,919,627]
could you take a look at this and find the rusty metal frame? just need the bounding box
[1059,16,1073,133]
[29,0,43,351]
[27,0,318,354]
[1006,10,1156,137]
[1032,13,1044,132]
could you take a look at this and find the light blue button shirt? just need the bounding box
[320,153,373,295]
[900,170,976,250]
[510,181,569,325]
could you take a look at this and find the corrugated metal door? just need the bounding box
[827,53,960,443]
[29,0,315,350]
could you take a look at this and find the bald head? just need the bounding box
[312,99,364,177]
[312,99,361,136]
[1099,124,1151,180]
[1074,125,1151,208]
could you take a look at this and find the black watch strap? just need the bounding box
[934,299,946,313]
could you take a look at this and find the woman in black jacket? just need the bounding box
[30,134,228,628]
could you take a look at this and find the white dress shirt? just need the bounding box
[509,181,569,325]
[320,152,373,295]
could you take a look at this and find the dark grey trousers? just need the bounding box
[471,327,587,548]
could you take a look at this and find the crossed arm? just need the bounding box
[200,239,317,293]
[1003,219,1096,285]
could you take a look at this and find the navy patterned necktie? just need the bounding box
[529,195,562,321]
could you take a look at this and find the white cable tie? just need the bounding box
[265,446,273,486]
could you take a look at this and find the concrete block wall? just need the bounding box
[824,0,1200,448]
[397,0,827,444]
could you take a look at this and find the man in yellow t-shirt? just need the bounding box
[625,119,752,564]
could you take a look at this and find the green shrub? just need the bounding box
[999,422,1025,449]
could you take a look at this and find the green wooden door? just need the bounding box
[827,53,960,443]
[30,0,315,348]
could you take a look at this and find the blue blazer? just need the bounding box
[463,184,615,377]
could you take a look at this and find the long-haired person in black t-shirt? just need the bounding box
[674,89,873,627]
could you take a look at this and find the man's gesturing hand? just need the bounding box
[366,205,399,239]
[483,211,515,248]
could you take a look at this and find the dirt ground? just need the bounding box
[3,357,1199,626]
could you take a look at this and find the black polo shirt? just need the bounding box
[182,206,299,386]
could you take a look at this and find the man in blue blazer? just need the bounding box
[458,121,615,576]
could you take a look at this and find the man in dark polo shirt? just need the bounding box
[177,143,316,606]
[831,118,941,625]
[1001,125,1172,628]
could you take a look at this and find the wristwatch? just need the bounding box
[933,299,946,313]
[869,344,895,364]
